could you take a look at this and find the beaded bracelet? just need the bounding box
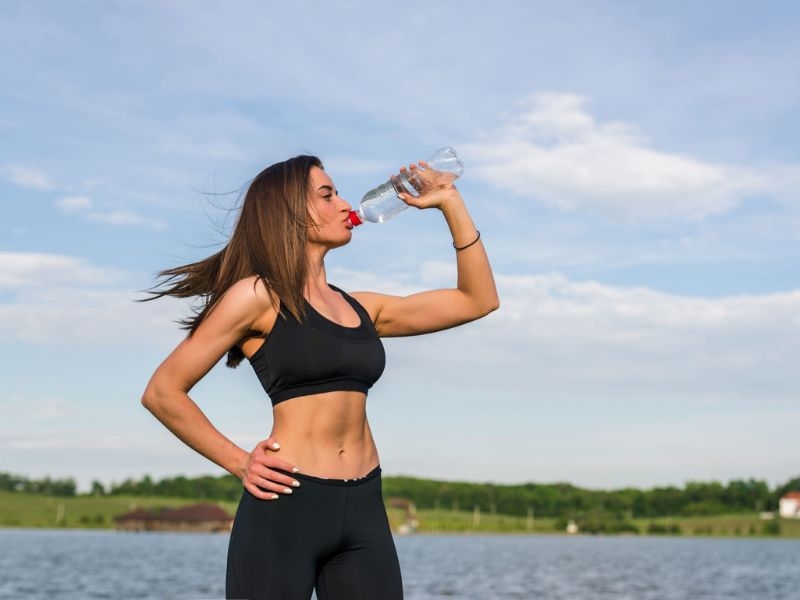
[453,230,481,251]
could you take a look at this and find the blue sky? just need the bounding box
[1,0,798,492]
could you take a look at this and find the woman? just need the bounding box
[141,154,498,599]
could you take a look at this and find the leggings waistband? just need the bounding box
[275,465,382,487]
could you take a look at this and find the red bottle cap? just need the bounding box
[347,210,363,226]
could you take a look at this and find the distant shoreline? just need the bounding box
[2,491,798,538]
[1,525,798,540]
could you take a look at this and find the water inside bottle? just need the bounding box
[357,181,407,223]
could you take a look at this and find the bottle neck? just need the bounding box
[347,210,364,226]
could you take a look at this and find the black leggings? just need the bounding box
[226,466,403,600]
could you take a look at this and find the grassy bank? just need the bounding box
[388,508,800,537]
[3,492,799,537]
[386,506,558,533]
[633,514,800,538]
[0,492,238,529]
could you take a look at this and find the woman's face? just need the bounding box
[306,166,353,248]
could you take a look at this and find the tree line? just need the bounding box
[0,473,78,496]
[2,471,798,519]
[383,476,799,519]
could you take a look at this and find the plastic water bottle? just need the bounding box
[348,147,464,226]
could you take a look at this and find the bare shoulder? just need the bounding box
[223,276,275,307]
[209,276,278,329]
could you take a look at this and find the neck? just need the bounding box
[305,246,329,297]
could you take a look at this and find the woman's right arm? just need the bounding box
[141,277,299,500]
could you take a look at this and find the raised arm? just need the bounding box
[353,169,499,337]
[141,277,299,499]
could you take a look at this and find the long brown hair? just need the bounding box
[144,154,322,367]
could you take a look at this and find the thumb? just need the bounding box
[258,437,281,452]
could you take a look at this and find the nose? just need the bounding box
[337,195,352,212]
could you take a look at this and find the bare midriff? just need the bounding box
[270,390,379,480]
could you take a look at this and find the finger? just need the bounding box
[251,463,301,487]
[262,455,301,475]
[250,448,297,469]
[249,472,297,494]
[256,437,281,452]
[249,462,301,487]
[244,481,280,500]
[255,439,276,453]
[396,192,415,204]
[256,476,296,494]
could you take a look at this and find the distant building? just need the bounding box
[779,492,800,519]
[387,497,419,534]
[114,508,156,532]
[115,503,234,532]
[566,519,578,534]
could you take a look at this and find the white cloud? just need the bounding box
[464,93,788,220]
[85,210,167,230]
[52,195,168,231]
[7,171,168,232]
[0,252,185,346]
[333,263,800,407]
[0,163,56,191]
[481,272,799,400]
[0,252,121,290]
[54,195,92,213]
[0,286,181,345]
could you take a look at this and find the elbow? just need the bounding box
[482,296,500,317]
[481,289,500,316]
[141,379,169,415]
[141,373,190,420]
[471,294,500,320]
[141,385,158,413]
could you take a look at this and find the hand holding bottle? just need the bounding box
[392,157,460,195]
[394,161,462,212]
[348,147,464,226]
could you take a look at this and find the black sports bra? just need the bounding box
[247,285,386,406]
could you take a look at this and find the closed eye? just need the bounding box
[318,184,337,201]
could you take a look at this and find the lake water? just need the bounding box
[0,529,798,599]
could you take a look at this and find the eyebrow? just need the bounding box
[317,185,335,193]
